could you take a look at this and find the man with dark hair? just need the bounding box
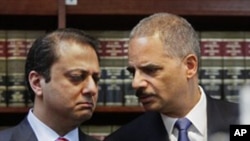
[0,28,100,141]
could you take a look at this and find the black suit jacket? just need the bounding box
[104,95,239,141]
[0,117,99,141]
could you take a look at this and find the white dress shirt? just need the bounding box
[161,86,207,141]
[27,109,79,141]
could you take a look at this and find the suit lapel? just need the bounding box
[206,95,231,136]
[207,96,222,135]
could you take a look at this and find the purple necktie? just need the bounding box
[175,118,192,141]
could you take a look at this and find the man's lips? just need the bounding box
[77,102,94,109]
[138,94,154,104]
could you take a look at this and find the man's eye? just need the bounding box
[126,67,135,76]
[144,68,157,74]
[93,76,100,84]
[143,67,161,75]
[69,74,85,82]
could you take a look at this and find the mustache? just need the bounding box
[136,88,154,97]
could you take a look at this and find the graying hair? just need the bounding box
[129,13,200,60]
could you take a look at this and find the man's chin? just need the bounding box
[75,111,93,122]
[142,103,160,112]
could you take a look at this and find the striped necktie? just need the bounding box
[175,118,192,141]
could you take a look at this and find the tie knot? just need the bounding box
[55,137,69,141]
[175,118,192,131]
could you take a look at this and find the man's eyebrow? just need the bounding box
[139,63,161,69]
[65,69,100,76]
[66,69,87,73]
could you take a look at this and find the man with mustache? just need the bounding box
[0,28,100,141]
[104,13,239,141]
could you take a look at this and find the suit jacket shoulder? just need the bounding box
[206,95,239,137]
[104,112,169,141]
[0,117,99,141]
[0,117,38,141]
[0,127,14,141]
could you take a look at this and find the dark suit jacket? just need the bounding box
[104,95,239,141]
[0,117,99,141]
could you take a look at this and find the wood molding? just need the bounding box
[58,0,66,28]
[67,0,250,16]
[0,0,58,15]
[1,0,250,16]
[0,106,144,113]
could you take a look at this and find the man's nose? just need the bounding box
[81,76,98,96]
[132,71,148,89]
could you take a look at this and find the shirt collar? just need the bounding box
[187,86,207,137]
[27,109,79,141]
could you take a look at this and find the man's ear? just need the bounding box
[183,54,198,79]
[29,70,43,96]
